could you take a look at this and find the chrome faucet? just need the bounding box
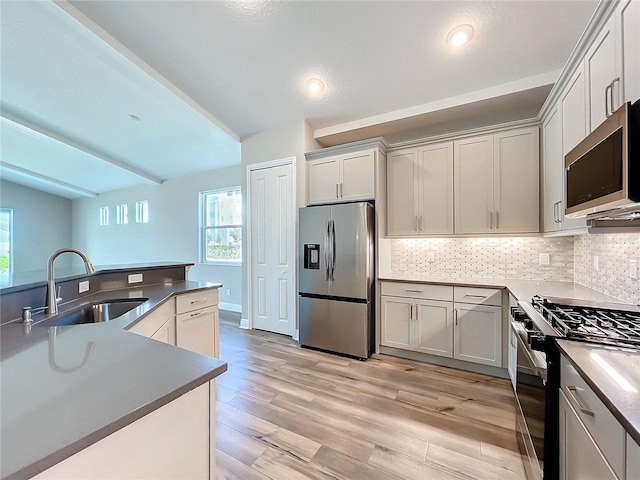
[46,248,95,314]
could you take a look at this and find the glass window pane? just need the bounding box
[205,227,242,262]
[0,209,12,274]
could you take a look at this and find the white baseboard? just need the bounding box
[293,329,299,341]
[219,302,241,313]
[239,318,250,329]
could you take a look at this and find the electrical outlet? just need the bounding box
[78,280,90,293]
[226,289,231,297]
[593,255,599,271]
[630,260,638,280]
[539,253,550,265]
[128,273,143,284]
[427,251,436,263]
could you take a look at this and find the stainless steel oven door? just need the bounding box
[511,321,547,480]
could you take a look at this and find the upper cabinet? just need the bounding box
[387,127,539,237]
[454,128,539,235]
[306,140,386,206]
[540,0,638,235]
[387,142,454,235]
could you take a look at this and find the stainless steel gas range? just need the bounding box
[509,296,640,480]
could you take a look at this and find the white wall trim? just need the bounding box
[219,302,241,313]
[245,156,297,335]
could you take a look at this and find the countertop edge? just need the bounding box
[556,340,640,445]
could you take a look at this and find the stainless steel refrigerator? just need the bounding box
[298,202,374,359]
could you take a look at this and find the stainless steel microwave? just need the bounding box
[564,100,639,219]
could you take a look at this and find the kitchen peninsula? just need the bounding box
[0,263,226,479]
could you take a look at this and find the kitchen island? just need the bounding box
[0,265,226,479]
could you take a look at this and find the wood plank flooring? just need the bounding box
[216,312,525,480]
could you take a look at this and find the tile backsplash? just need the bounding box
[391,237,575,281]
[574,233,640,304]
[390,233,640,304]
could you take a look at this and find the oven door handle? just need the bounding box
[511,322,547,380]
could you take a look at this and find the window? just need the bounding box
[116,204,128,225]
[200,188,242,264]
[0,209,13,274]
[135,200,149,223]
[99,206,109,226]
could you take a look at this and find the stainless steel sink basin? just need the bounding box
[39,299,148,327]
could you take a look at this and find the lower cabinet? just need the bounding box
[628,434,640,480]
[128,288,219,358]
[380,282,503,368]
[33,382,215,479]
[559,389,617,480]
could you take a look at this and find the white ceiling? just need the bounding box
[0,0,599,198]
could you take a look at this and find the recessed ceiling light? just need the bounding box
[446,24,474,48]
[128,114,141,121]
[305,78,325,94]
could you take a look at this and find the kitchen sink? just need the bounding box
[38,299,148,327]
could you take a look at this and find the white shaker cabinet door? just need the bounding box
[380,296,413,351]
[387,149,418,236]
[307,156,340,205]
[414,299,453,358]
[454,135,494,234]
[493,128,539,234]
[543,105,563,233]
[418,142,454,235]
[176,308,216,357]
[618,0,640,104]
[628,434,640,480]
[453,303,502,367]
[559,390,617,480]
[340,150,375,202]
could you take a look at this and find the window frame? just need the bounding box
[199,187,242,266]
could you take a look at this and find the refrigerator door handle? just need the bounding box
[324,221,330,281]
[329,219,336,281]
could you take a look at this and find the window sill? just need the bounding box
[200,261,242,267]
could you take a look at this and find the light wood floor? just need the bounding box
[216,312,526,480]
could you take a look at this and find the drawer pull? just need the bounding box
[567,386,595,417]
[190,299,207,305]
[188,311,209,319]
[405,289,424,294]
[464,294,488,299]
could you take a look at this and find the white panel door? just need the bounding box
[386,149,418,236]
[493,128,539,234]
[250,163,295,336]
[418,142,454,234]
[454,135,494,234]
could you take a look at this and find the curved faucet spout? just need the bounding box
[46,248,95,315]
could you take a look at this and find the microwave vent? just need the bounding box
[587,203,640,232]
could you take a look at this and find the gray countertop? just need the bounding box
[0,280,226,480]
[557,340,640,445]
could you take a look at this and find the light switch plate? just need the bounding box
[78,280,90,293]
[427,252,436,263]
[128,273,143,284]
[630,260,638,280]
[539,253,550,265]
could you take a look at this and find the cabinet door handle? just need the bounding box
[410,304,414,320]
[418,215,423,232]
[609,77,620,115]
[454,309,458,326]
[495,211,499,229]
[605,83,612,118]
[405,289,424,294]
[414,216,418,232]
[335,183,339,199]
[464,294,488,299]
[339,183,343,198]
[553,201,559,223]
[567,386,595,417]
[558,201,564,222]
[187,310,210,320]
[489,211,494,229]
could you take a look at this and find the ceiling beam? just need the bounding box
[0,162,99,198]
[0,109,163,185]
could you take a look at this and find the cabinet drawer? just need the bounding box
[560,355,625,478]
[454,286,502,306]
[175,289,219,314]
[380,282,453,301]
